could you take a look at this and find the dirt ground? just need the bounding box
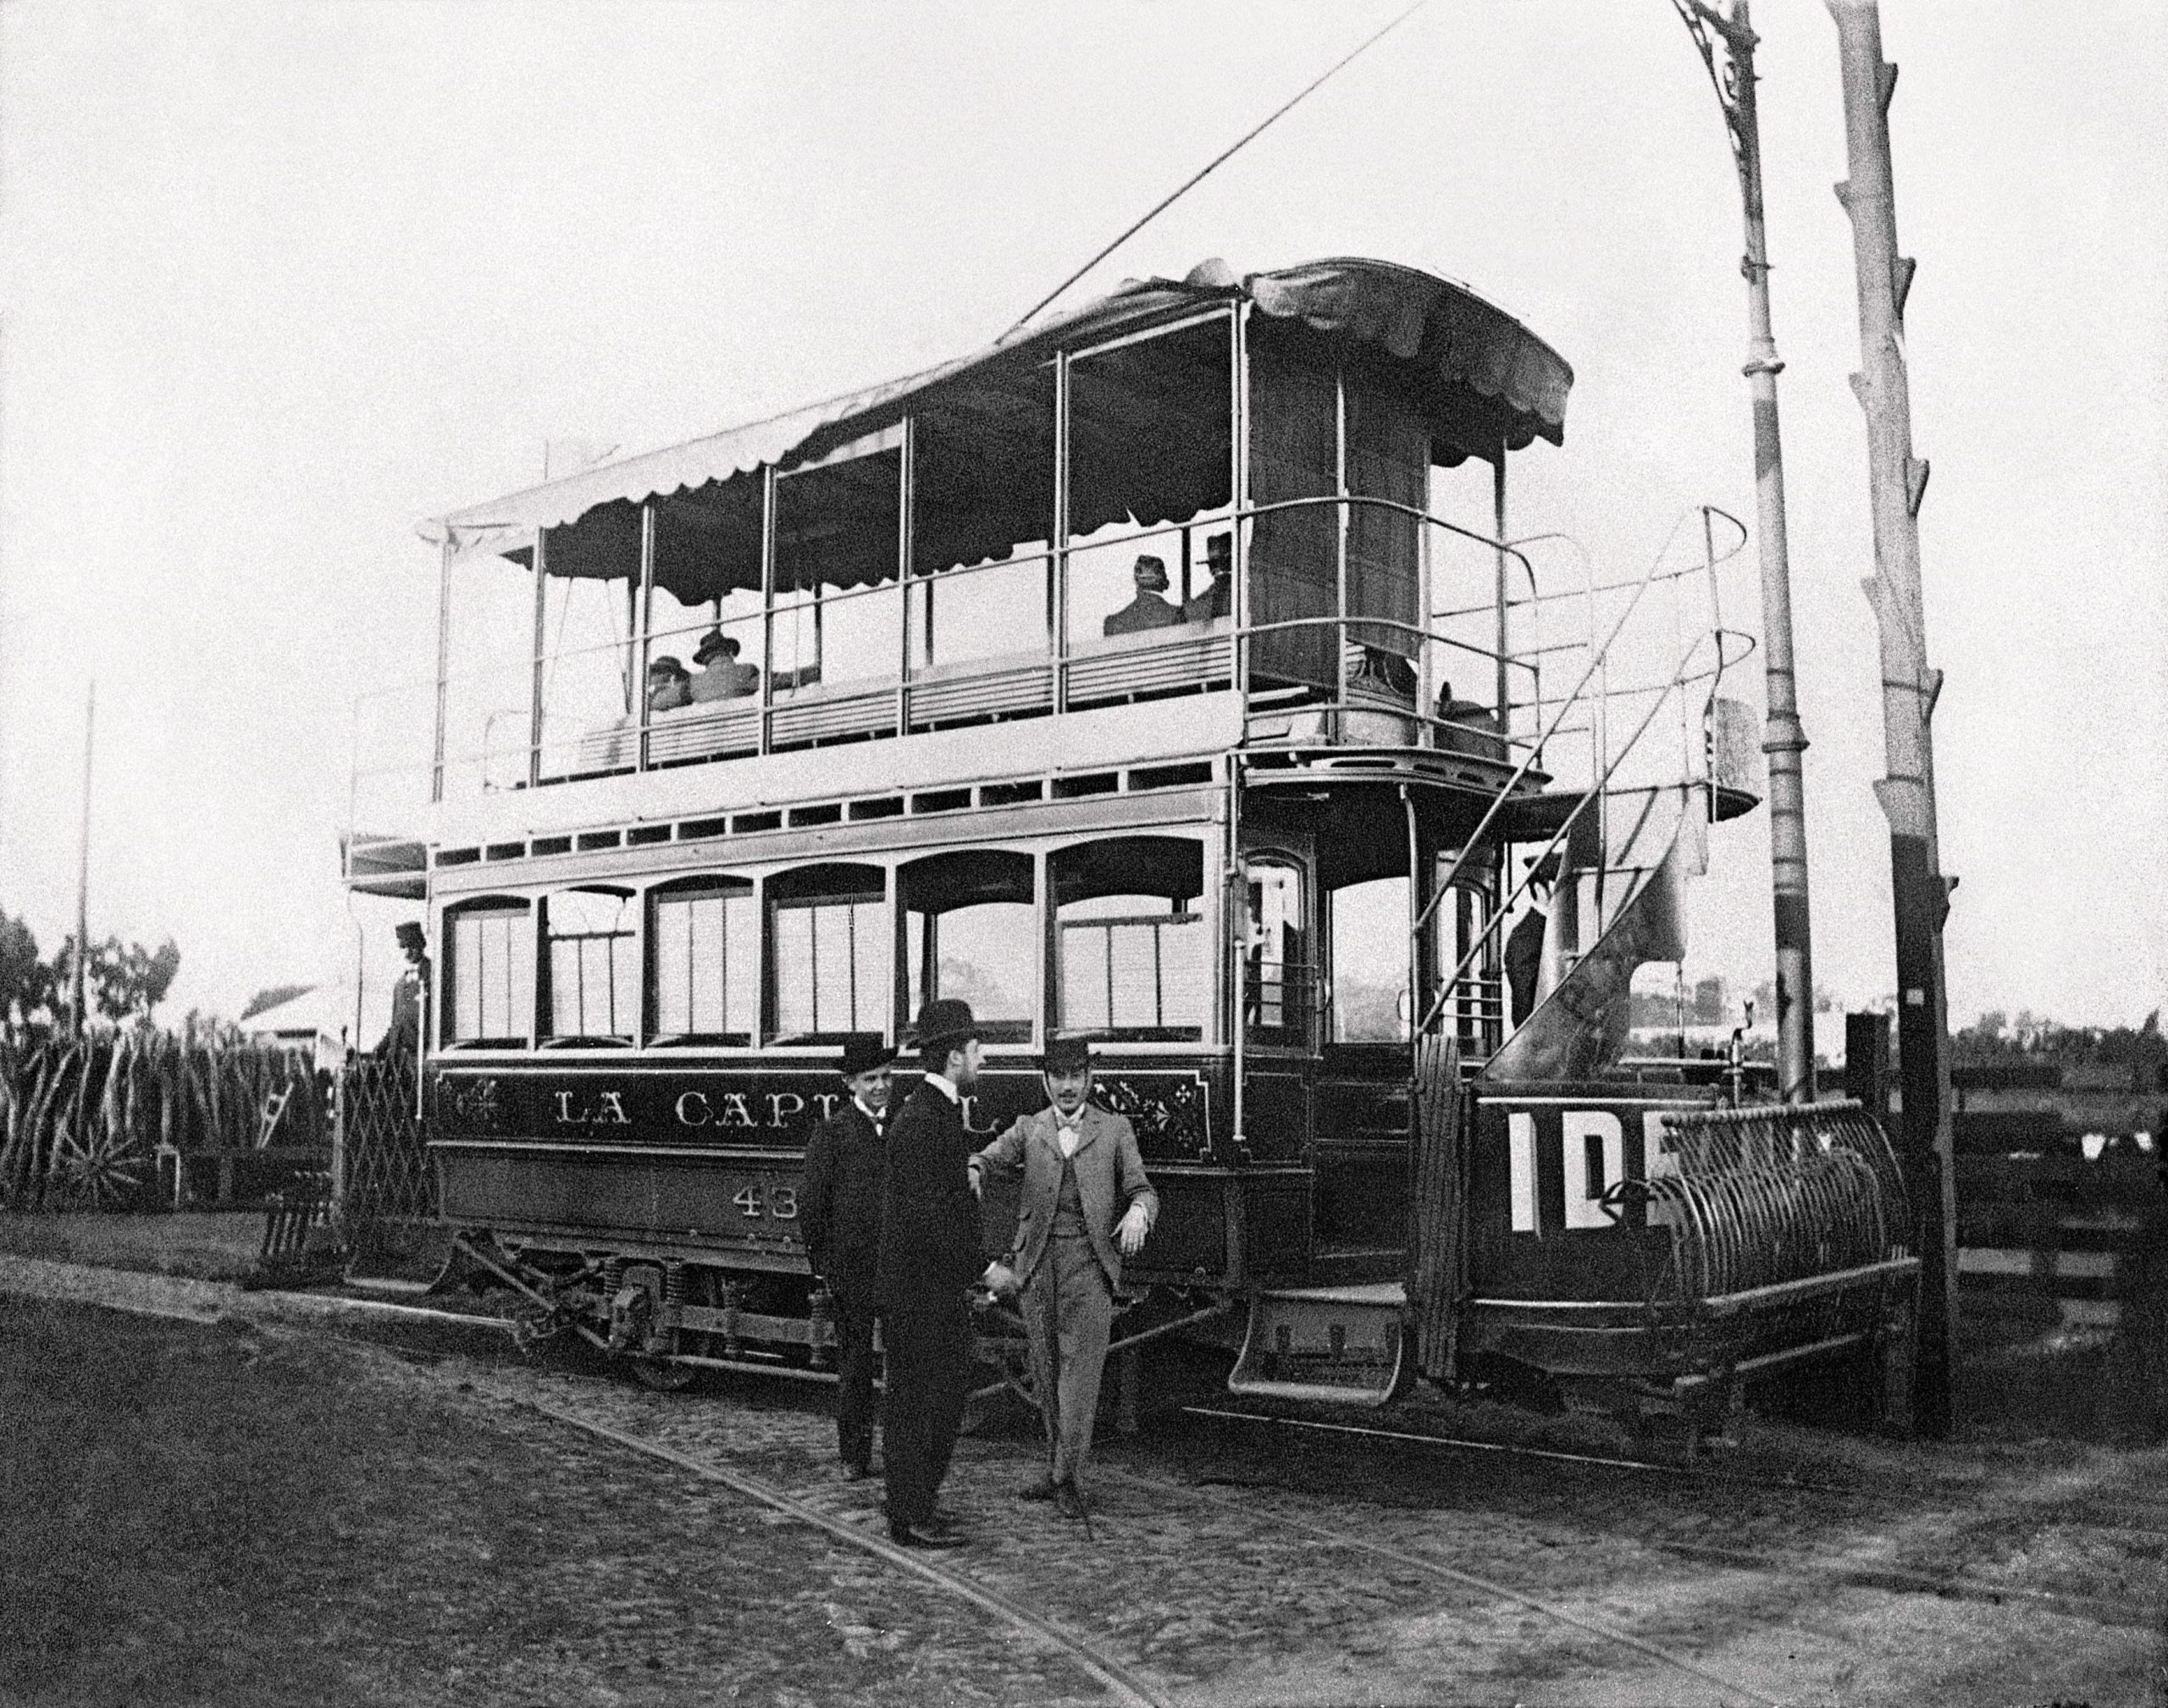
[1,1281,2162,1708]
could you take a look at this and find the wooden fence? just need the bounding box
[0,1031,331,1212]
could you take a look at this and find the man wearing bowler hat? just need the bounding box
[874,998,987,1549]
[970,1036,1157,1519]
[801,1033,897,1481]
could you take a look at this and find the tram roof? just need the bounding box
[426,257,1572,564]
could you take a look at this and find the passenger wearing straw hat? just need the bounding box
[875,998,987,1550]
[801,1032,898,1482]
[970,1035,1157,1521]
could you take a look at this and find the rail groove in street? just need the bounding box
[4,1256,2157,1700]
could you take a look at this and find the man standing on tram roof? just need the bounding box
[971,1035,1157,1521]
[875,998,988,1550]
[800,1032,896,1484]
[1101,554,1186,636]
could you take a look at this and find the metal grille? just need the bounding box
[335,1056,435,1230]
[1640,1097,1911,1303]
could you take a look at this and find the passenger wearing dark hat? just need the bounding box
[688,628,760,703]
[875,998,989,1549]
[1101,554,1186,637]
[1183,532,1234,624]
[646,655,692,713]
[801,1033,898,1481]
[969,1035,1157,1521]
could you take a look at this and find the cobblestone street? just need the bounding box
[3,1256,2160,1706]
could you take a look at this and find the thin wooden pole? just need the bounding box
[73,681,94,1036]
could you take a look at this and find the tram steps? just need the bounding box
[1227,1281,1406,1407]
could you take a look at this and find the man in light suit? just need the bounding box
[969,1036,1157,1519]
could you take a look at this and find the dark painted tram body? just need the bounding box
[348,257,1916,1426]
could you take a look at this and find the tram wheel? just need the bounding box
[630,1355,700,1393]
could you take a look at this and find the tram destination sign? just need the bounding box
[429,1064,1210,1155]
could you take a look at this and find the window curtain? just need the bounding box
[1246,335,1339,689]
[1345,375,1427,659]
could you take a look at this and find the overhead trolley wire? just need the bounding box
[1001,0,1430,337]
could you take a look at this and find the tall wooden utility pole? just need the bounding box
[1673,0,1818,1103]
[72,681,95,1037]
[1828,0,1958,1437]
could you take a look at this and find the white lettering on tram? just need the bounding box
[676,1091,710,1125]
[1561,1110,1624,1230]
[716,1092,757,1129]
[766,1092,805,1125]
[1507,1107,1695,1235]
[1507,1113,1539,1233]
[1642,1112,1682,1228]
[554,1090,632,1125]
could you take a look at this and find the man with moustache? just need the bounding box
[800,1033,898,1482]
[874,998,987,1550]
[970,1035,1157,1521]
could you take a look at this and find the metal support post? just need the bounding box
[1828,0,1957,1437]
[1674,0,1817,1102]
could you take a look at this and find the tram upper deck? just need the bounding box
[346,258,1584,893]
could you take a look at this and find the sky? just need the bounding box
[1,0,2162,1037]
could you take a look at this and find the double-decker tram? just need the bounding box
[347,256,1917,1432]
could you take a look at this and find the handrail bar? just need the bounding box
[1419,624,1721,1037]
[1403,503,1720,950]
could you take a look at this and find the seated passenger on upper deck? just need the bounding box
[1102,556,1186,637]
[1182,533,1234,624]
[647,655,692,712]
[689,629,760,702]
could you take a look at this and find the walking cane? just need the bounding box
[1033,1263,1093,1541]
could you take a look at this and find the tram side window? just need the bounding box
[1052,837,1206,1042]
[912,365,1056,673]
[1242,858,1311,1043]
[1329,876,1411,1043]
[901,850,1036,1045]
[444,899,534,1047]
[769,865,888,1043]
[650,877,757,1045]
[540,888,639,1045]
[1066,315,1235,646]
[648,478,766,728]
[772,441,904,694]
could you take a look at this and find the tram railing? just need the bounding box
[347,494,1579,837]
[1417,506,1754,1047]
[1627,1098,1912,1307]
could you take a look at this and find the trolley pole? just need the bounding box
[71,681,95,1040]
[1828,0,1957,1437]
[1673,0,1817,1102]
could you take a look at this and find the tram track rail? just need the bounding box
[1178,1403,2168,1628]
[8,1262,2160,1700]
[1183,1401,2168,1539]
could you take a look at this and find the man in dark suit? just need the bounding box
[1101,555,1186,636]
[800,1033,897,1481]
[875,998,987,1550]
[971,1036,1157,1519]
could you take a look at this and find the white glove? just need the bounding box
[981,1260,1021,1298]
[966,1163,984,1200]
[1115,1202,1150,1258]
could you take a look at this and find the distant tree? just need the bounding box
[50,934,182,1025]
[0,909,53,1024]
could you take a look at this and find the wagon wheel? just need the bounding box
[49,1125,144,1210]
